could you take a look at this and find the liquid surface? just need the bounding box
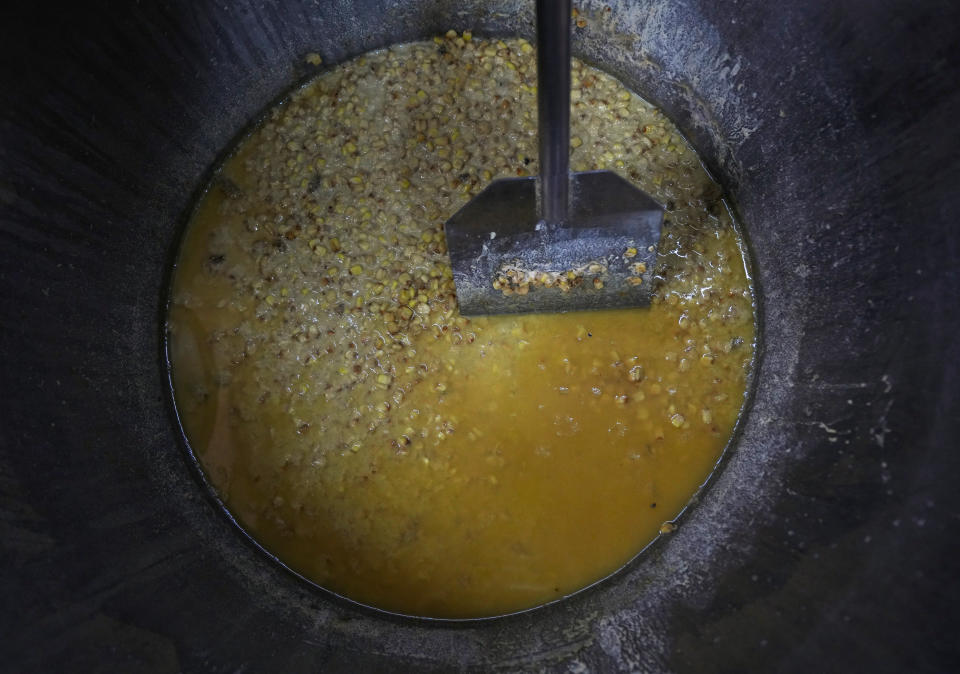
[168,35,755,618]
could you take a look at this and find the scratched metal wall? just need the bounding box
[1,1,958,671]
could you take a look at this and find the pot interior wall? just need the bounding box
[1,1,958,671]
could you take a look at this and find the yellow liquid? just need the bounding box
[168,37,754,618]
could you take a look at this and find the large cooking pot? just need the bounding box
[2,0,958,671]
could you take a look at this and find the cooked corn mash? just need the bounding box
[167,34,755,618]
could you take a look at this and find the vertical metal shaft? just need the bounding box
[536,0,571,224]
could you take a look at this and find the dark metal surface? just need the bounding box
[536,0,571,223]
[446,0,664,315]
[1,0,959,672]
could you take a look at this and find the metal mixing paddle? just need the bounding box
[444,0,664,316]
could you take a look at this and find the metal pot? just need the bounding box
[1,0,957,670]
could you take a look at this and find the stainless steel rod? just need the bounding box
[536,0,571,224]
